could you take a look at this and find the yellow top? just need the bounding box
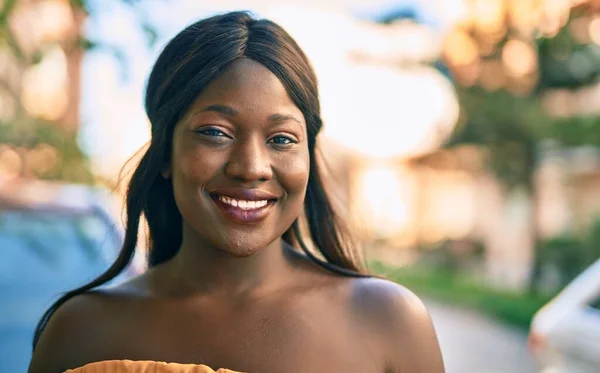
[64,360,244,373]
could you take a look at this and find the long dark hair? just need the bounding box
[33,11,367,350]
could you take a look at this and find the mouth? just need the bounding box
[209,190,279,224]
[214,195,274,210]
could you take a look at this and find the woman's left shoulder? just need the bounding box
[346,276,445,372]
[348,276,431,327]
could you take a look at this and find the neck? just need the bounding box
[164,223,296,298]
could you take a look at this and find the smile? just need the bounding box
[209,188,279,225]
[217,195,269,210]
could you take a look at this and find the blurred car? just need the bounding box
[0,178,143,373]
[529,258,600,373]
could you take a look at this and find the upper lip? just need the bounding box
[209,187,279,201]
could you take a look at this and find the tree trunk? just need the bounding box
[527,144,542,295]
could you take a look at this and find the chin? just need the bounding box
[223,246,262,258]
[216,230,279,258]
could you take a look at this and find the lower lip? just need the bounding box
[212,197,275,224]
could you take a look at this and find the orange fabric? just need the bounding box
[64,360,244,373]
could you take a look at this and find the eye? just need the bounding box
[196,128,229,137]
[268,135,297,145]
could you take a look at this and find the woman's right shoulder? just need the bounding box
[27,289,131,373]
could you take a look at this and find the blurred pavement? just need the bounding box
[425,299,538,373]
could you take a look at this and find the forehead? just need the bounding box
[192,58,299,112]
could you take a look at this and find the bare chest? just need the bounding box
[96,298,385,373]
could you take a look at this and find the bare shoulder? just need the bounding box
[28,289,118,373]
[350,276,430,323]
[27,272,154,373]
[350,277,446,373]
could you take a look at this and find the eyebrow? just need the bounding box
[198,104,303,125]
[200,104,238,116]
[268,113,302,125]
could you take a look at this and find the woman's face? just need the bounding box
[167,58,310,257]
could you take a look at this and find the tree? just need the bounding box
[444,3,600,293]
[0,0,159,182]
[446,86,549,293]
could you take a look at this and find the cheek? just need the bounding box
[277,149,310,198]
[170,142,224,215]
[173,144,223,184]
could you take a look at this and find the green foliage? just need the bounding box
[537,14,600,90]
[539,219,600,289]
[0,1,17,24]
[546,116,600,148]
[0,0,161,183]
[415,239,486,276]
[448,87,546,188]
[453,87,548,137]
[437,7,600,297]
[449,85,600,189]
[448,11,600,187]
[371,262,552,330]
[585,219,600,258]
[0,118,93,183]
[539,235,588,287]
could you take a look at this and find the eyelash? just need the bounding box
[196,128,230,138]
[268,135,297,146]
[195,127,298,146]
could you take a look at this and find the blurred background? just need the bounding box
[1,0,600,372]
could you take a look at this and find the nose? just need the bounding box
[224,136,273,183]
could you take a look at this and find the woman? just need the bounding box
[28,11,444,373]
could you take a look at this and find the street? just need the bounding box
[425,300,539,373]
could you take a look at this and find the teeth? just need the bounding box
[218,196,268,210]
